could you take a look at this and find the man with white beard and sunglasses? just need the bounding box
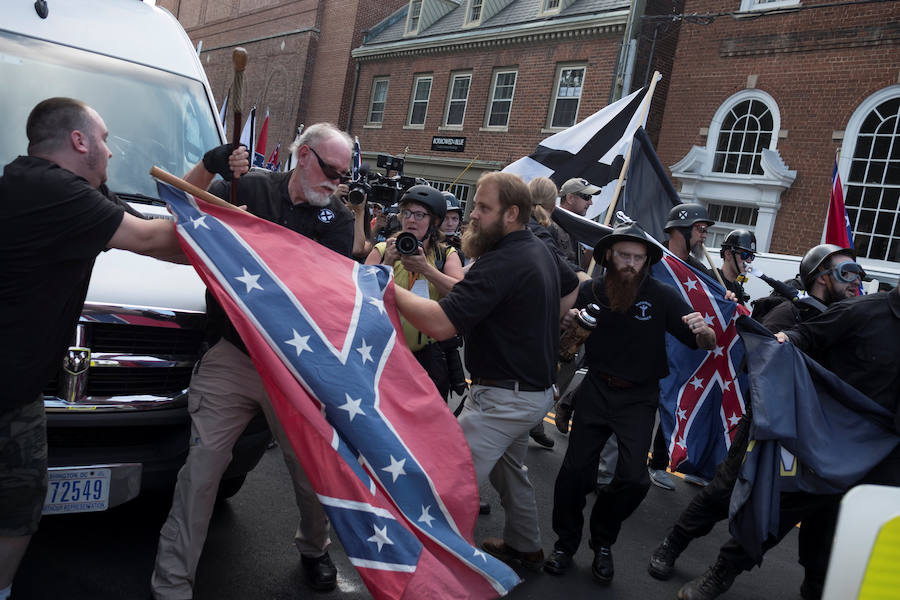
[152,123,355,599]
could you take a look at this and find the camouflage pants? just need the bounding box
[0,398,48,536]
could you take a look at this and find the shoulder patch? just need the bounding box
[317,208,335,223]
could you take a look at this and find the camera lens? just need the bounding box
[395,232,420,255]
[348,187,365,205]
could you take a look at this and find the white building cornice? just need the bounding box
[352,10,629,60]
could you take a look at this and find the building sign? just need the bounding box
[431,136,466,152]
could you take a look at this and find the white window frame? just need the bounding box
[406,74,432,128]
[442,72,471,128]
[670,89,795,252]
[466,0,484,25]
[541,0,562,14]
[483,69,517,130]
[406,0,423,34]
[739,0,801,11]
[366,77,389,127]
[710,89,778,176]
[838,84,900,266]
[547,64,586,130]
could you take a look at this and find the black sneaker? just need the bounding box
[648,535,685,580]
[677,556,739,600]
[301,552,338,591]
[592,545,614,584]
[530,428,555,449]
[543,549,573,575]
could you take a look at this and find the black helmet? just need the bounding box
[400,184,447,222]
[799,244,856,289]
[593,222,663,266]
[442,190,462,214]
[665,203,714,231]
[720,229,757,257]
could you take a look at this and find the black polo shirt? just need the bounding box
[0,156,125,408]
[577,274,698,385]
[206,170,355,351]
[440,229,573,389]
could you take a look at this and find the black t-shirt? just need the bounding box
[439,229,567,389]
[206,170,355,351]
[1,156,125,408]
[577,274,698,385]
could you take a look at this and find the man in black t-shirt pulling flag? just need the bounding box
[0,97,247,600]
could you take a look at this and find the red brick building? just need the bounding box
[654,0,900,263]
[349,0,639,210]
[157,0,406,161]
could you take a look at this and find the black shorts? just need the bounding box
[0,398,48,536]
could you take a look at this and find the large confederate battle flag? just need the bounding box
[158,181,519,599]
[652,250,751,481]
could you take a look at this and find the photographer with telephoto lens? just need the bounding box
[365,184,464,399]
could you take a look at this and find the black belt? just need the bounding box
[470,378,547,392]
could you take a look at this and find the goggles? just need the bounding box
[824,261,866,284]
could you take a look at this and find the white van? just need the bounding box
[1,0,269,513]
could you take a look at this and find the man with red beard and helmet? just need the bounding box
[393,171,579,572]
[543,223,715,586]
[152,123,355,599]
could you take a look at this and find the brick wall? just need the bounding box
[351,33,624,171]
[656,0,899,255]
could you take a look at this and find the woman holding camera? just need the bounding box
[364,184,463,398]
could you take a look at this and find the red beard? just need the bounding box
[605,263,647,313]
[462,219,504,258]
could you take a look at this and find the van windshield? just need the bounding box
[0,30,221,200]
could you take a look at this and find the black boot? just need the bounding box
[648,533,687,580]
[677,556,740,600]
[591,545,614,584]
[301,552,338,591]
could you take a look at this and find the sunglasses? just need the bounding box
[737,250,755,262]
[308,146,350,182]
[578,193,593,201]
[826,261,866,284]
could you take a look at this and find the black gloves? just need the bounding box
[202,143,241,181]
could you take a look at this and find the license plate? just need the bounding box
[43,468,111,514]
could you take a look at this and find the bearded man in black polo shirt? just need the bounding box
[394,171,579,572]
[0,97,247,600]
[543,223,715,585]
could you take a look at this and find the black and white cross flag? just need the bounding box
[503,82,654,220]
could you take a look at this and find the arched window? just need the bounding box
[670,89,793,252]
[840,85,900,263]
[712,98,775,175]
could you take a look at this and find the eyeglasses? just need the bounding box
[693,224,709,234]
[826,261,866,284]
[307,146,350,182]
[612,249,648,264]
[401,209,429,222]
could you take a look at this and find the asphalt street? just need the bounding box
[15,408,804,600]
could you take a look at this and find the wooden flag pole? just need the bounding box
[450,155,479,187]
[602,71,662,227]
[150,166,243,212]
[703,245,727,288]
[230,47,248,206]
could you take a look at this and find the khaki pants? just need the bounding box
[151,339,330,600]
[458,384,553,553]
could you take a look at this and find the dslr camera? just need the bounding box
[395,231,422,255]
